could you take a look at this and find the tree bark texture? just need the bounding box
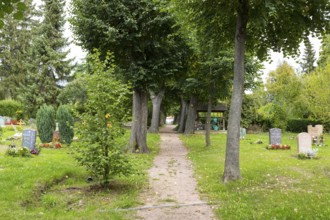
[128,89,149,153]
[205,96,212,147]
[184,95,197,135]
[177,97,188,133]
[223,1,248,183]
[148,90,165,133]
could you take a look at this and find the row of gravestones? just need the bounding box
[269,125,323,154]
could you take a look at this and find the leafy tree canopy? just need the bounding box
[0,0,27,27]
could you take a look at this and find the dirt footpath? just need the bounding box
[135,125,216,220]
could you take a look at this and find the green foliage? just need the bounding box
[259,62,307,129]
[36,105,56,143]
[300,38,316,74]
[57,78,87,114]
[0,99,22,117]
[303,63,330,126]
[70,0,188,91]
[6,146,31,157]
[19,0,73,117]
[71,51,133,186]
[286,119,312,133]
[0,0,27,28]
[0,0,37,100]
[56,105,74,144]
[318,35,330,68]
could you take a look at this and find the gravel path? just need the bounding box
[135,125,216,220]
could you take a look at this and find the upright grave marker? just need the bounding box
[0,116,5,127]
[22,129,37,150]
[297,132,312,154]
[240,127,246,139]
[308,125,323,145]
[269,128,282,145]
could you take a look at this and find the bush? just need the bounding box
[0,100,22,117]
[71,51,133,186]
[286,119,325,133]
[36,105,56,143]
[56,105,74,144]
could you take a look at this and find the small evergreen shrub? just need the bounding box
[36,105,56,143]
[0,100,22,117]
[56,105,74,144]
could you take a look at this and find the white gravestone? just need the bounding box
[297,132,312,154]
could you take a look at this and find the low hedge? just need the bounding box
[286,119,327,133]
[0,100,22,117]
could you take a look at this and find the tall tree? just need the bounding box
[300,38,316,74]
[0,0,27,28]
[0,0,36,99]
[173,0,330,182]
[71,0,186,152]
[260,62,305,129]
[318,35,330,68]
[20,0,73,116]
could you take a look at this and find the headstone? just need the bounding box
[22,129,37,150]
[315,125,323,136]
[240,127,246,139]
[0,116,5,127]
[297,132,312,154]
[269,128,282,145]
[308,125,323,145]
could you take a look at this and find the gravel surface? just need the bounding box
[135,125,216,220]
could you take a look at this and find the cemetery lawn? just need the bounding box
[0,131,160,220]
[181,132,330,220]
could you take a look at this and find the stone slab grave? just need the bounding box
[297,132,312,154]
[22,129,37,150]
[240,127,246,139]
[269,128,282,145]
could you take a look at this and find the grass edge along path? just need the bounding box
[181,132,330,220]
[0,132,160,220]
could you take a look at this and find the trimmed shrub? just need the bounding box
[36,105,56,143]
[56,105,74,144]
[0,100,22,117]
[286,119,327,133]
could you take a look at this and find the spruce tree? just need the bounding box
[318,35,330,68]
[21,0,73,117]
[300,39,316,74]
[0,0,38,99]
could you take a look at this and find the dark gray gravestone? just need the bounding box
[269,128,282,145]
[22,129,36,150]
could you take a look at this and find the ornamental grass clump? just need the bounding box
[71,51,133,186]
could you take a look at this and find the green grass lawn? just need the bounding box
[181,132,330,220]
[0,128,160,220]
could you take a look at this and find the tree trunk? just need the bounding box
[148,90,165,133]
[223,1,248,183]
[184,95,197,134]
[128,89,149,153]
[205,96,212,147]
[177,97,187,133]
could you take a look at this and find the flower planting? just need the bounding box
[266,144,291,150]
